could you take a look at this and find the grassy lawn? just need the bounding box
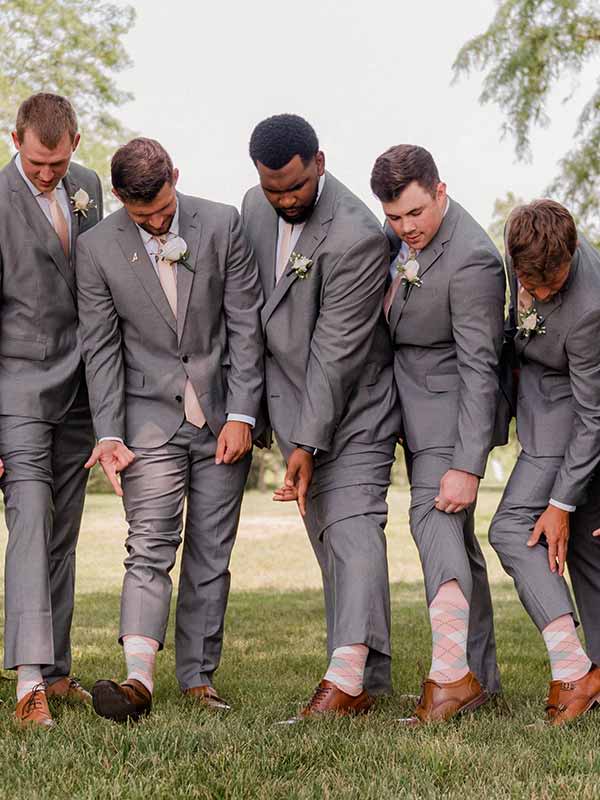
[0,489,598,799]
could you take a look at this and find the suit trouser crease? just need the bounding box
[301,438,396,696]
[489,451,590,636]
[120,422,250,691]
[406,446,501,694]
[1,391,93,673]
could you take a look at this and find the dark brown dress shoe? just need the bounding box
[92,679,152,723]
[546,664,600,725]
[46,676,92,705]
[401,671,488,725]
[293,679,374,721]
[15,684,55,729]
[184,685,231,710]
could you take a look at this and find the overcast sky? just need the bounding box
[112,0,598,228]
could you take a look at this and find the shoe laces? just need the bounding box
[306,685,332,710]
[23,682,48,715]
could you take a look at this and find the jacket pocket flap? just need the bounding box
[426,373,460,392]
[125,368,145,388]
[0,336,46,360]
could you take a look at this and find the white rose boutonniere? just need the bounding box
[159,236,194,272]
[395,255,422,289]
[288,252,313,279]
[70,188,96,217]
[517,306,546,338]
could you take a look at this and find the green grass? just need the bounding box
[0,490,598,799]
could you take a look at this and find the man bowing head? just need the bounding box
[77,138,264,722]
[371,145,505,724]
[243,114,401,720]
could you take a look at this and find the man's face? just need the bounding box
[256,152,325,224]
[382,180,447,251]
[516,261,571,303]
[12,128,80,193]
[115,171,179,237]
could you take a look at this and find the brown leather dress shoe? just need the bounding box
[92,679,152,723]
[546,664,600,725]
[184,685,231,710]
[401,671,488,725]
[46,677,92,705]
[15,684,55,729]
[297,679,374,720]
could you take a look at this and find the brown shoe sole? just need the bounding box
[92,680,151,723]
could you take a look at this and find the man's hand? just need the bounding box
[0,458,4,479]
[273,447,314,517]
[435,469,480,514]
[528,504,570,576]
[85,441,135,497]
[215,421,252,465]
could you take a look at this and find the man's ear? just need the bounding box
[315,151,325,177]
[172,167,180,186]
[111,187,123,204]
[71,133,81,153]
[11,130,20,151]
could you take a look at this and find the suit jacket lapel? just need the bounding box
[62,170,81,261]
[389,198,459,337]
[176,197,202,343]
[7,159,76,300]
[260,176,334,330]
[253,200,278,298]
[115,210,177,334]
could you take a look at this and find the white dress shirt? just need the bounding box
[15,153,72,245]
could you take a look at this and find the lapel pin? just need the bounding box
[131,252,138,263]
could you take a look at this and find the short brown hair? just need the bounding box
[111,138,174,203]
[507,200,577,284]
[371,144,440,202]
[15,92,78,148]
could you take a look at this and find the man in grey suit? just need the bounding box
[242,115,401,719]
[371,145,505,724]
[0,93,103,728]
[489,199,600,725]
[76,138,264,722]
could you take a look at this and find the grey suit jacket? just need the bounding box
[0,157,102,421]
[241,172,401,463]
[506,236,600,507]
[76,193,264,448]
[386,198,506,478]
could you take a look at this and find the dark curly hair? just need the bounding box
[249,114,319,169]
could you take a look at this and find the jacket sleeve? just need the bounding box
[550,308,600,506]
[223,208,265,420]
[289,232,389,452]
[449,246,506,476]
[76,235,126,441]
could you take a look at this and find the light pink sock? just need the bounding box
[542,614,591,682]
[17,665,44,701]
[428,580,470,684]
[323,644,369,696]
[123,635,159,693]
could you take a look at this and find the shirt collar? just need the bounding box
[15,153,66,197]
[136,199,180,245]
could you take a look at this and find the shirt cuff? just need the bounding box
[99,436,125,444]
[549,498,576,513]
[227,413,255,428]
[298,444,318,456]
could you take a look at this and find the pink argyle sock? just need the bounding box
[542,614,591,682]
[123,635,159,693]
[428,580,470,684]
[323,644,369,696]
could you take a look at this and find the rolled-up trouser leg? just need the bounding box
[175,426,251,691]
[0,416,55,669]
[568,472,600,663]
[488,452,575,632]
[408,447,500,693]
[44,391,94,682]
[119,431,188,648]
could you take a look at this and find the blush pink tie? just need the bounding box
[276,222,293,283]
[383,246,416,321]
[44,190,70,258]
[154,238,206,429]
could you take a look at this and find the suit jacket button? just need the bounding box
[182,355,189,363]
[175,395,183,402]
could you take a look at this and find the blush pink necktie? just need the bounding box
[154,238,206,429]
[44,190,70,258]
[383,247,416,321]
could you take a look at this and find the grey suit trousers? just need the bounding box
[302,438,396,696]
[120,421,251,691]
[489,453,600,660]
[406,447,501,694]
[0,384,93,676]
